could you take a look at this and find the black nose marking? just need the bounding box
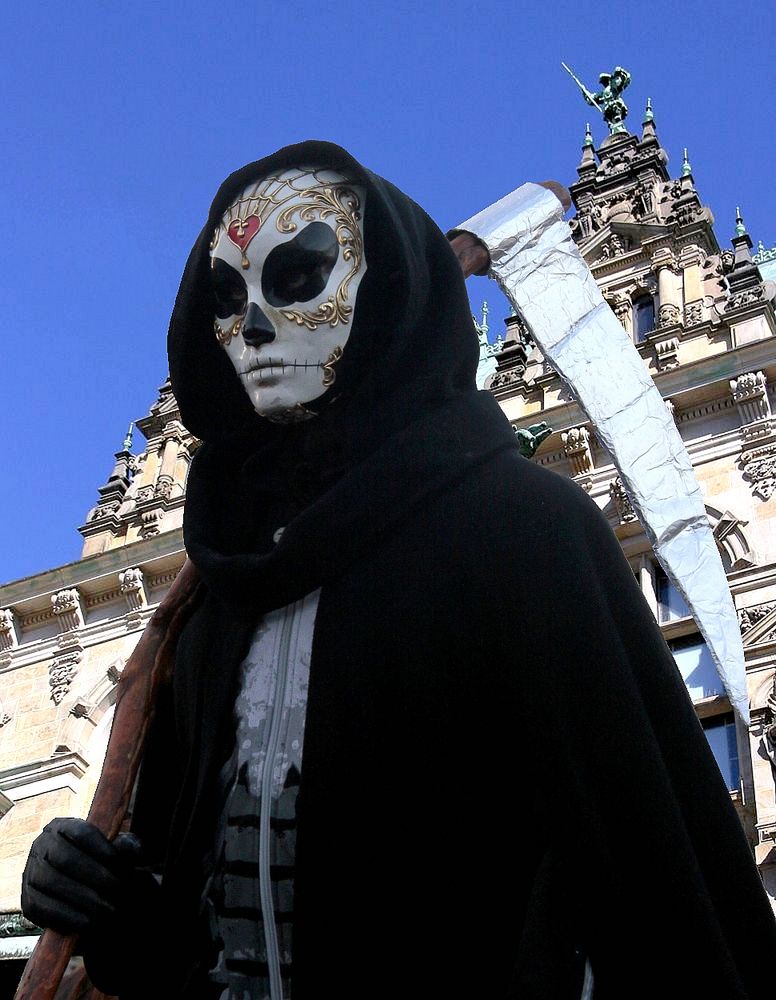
[243,302,276,346]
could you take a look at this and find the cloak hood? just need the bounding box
[168,139,479,445]
[168,140,517,614]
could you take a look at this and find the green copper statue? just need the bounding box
[562,63,631,135]
[516,422,552,459]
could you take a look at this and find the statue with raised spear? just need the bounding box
[562,62,631,134]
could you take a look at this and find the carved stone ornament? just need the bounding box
[119,567,146,613]
[655,337,680,371]
[0,699,12,727]
[155,474,174,500]
[657,303,681,328]
[634,181,655,218]
[90,500,120,522]
[605,292,631,331]
[107,659,125,685]
[726,285,764,311]
[636,273,658,296]
[140,509,164,538]
[609,476,637,523]
[738,602,776,639]
[50,650,82,704]
[683,301,703,327]
[740,444,776,501]
[0,609,17,652]
[135,485,155,503]
[709,509,754,571]
[489,369,523,390]
[730,371,771,425]
[51,589,84,632]
[561,426,594,477]
[598,234,632,261]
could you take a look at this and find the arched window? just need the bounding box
[633,295,655,342]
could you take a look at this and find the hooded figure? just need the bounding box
[22,142,776,999]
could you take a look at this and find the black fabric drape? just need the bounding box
[92,141,776,999]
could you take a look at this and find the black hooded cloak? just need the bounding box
[90,142,776,999]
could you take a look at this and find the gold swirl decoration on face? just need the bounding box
[321,345,344,387]
[214,316,243,347]
[275,186,363,331]
[211,169,364,332]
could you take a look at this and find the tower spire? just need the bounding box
[641,97,657,141]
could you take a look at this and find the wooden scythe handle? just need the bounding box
[14,558,201,1000]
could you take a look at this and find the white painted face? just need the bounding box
[210,166,367,422]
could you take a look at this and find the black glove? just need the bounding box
[21,817,146,936]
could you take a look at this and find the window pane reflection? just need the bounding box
[668,635,724,700]
[701,713,740,791]
[633,296,655,342]
[656,567,690,623]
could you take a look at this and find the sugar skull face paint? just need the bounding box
[210,166,367,421]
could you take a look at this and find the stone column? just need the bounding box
[652,249,681,327]
[637,554,657,618]
[680,244,704,326]
[50,589,84,704]
[155,428,180,500]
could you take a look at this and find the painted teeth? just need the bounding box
[242,359,324,377]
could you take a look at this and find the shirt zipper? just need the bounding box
[259,599,296,1000]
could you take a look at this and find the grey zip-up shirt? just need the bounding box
[208,590,321,1000]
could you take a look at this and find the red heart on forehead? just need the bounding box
[227,215,261,253]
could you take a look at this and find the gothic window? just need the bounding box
[655,567,690,623]
[633,295,655,342]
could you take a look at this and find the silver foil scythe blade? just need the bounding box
[457,183,748,723]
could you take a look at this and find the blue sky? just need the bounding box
[2,0,775,583]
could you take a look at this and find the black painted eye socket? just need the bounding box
[262,222,339,307]
[211,258,248,319]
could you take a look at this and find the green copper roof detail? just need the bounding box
[754,241,776,264]
[643,97,654,123]
[583,122,594,147]
[122,422,134,452]
[681,148,692,177]
[735,207,747,237]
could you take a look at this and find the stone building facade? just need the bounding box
[1,104,776,987]
[484,104,776,907]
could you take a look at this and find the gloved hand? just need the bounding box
[21,817,145,936]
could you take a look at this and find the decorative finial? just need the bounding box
[123,422,134,452]
[681,148,692,177]
[643,97,654,123]
[562,62,631,135]
[480,301,489,336]
[583,122,594,147]
[735,207,747,238]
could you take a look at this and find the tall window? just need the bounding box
[701,713,740,791]
[668,635,724,701]
[633,295,655,342]
[667,637,739,790]
[655,566,690,623]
